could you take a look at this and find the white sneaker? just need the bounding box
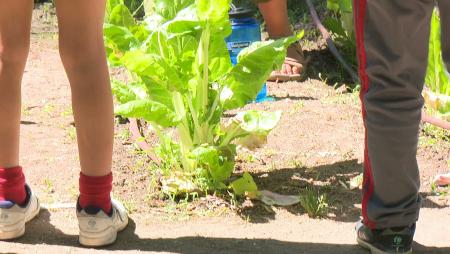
[77,198,128,247]
[0,185,40,240]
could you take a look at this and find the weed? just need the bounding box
[67,125,77,141]
[422,123,450,142]
[290,159,304,168]
[61,106,73,117]
[321,91,359,106]
[118,128,132,141]
[43,178,54,194]
[290,101,305,115]
[299,188,328,218]
[264,148,277,158]
[237,152,257,163]
[43,103,55,116]
[68,185,78,200]
[123,200,138,214]
[431,181,449,196]
[22,105,32,117]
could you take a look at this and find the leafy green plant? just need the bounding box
[424,9,450,118]
[104,0,300,195]
[323,0,356,68]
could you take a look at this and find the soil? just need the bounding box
[1,6,449,254]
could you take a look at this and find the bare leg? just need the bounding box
[258,0,292,37]
[259,0,303,76]
[55,0,113,177]
[0,0,33,168]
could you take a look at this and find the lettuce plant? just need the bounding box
[104,0,301,194]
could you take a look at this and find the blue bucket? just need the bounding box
[226,6,270,103]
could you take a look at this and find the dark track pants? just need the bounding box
[354,0,450,229]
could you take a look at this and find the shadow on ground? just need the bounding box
[14,214,450,254]
[272,95,318,102]
[12,160,448,253]
[304,48,357,88]
[237,160,448,224]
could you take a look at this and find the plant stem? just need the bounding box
[196,25,211,112]
[173,92,193,164]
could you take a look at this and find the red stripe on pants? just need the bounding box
[353,0,376,229]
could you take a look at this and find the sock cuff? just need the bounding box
[79,172,113,184]
[79,172,113,194]
[78,172,113,213]
[0,166,24,178]
[0,166,26,204]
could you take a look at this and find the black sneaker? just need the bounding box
[356,220,414,254]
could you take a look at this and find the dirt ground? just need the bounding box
[1,7,449,254]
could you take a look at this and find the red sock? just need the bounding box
[79,172,112,214]
[0,166,27,205]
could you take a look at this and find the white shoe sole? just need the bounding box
[79,214,128,247]
[0,198,40,240]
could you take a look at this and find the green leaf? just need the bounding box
[209,37,232,81]
[106,0,124,20]
[109,4,136,28]
[196,0,232,35]
[104,23,139,52]
[115,99,179,127]
[222,110,282,149]
[338,0,353,13]
[153,0,195,21]
[323,17,346,38]
[230,172,258,197]
[236,110,282,133]
[122,50,187,92]
[326,0,339,11]
[190,145,235,184]
[340,12,354,38]
[130,24,151,43]
[425,9,450,114]
[221,33,303,109]
[144,0,155,16]
[166,5,200,35]
[112,80,148,104]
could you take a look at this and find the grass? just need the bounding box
[130,158,147,173]
[289,101,305,115]
[60,106,73,117]
[431,182,450,196]
[66,125,77,141]
[321,88,360,106]
[419,122,450,150]
[22,105,32,117]
[299,188,328,218]
[117,128,132,141]
[43,103,55,116]
[290,158,304,168]
[123,200,138,214]
[237,152,258,163]
[43,178,54,194]
[422,123,450,142]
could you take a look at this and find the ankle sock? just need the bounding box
[79,172,113,214]
[0,166,27,205]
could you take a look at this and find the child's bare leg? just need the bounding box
[54,3,127,246]
[55,0,113,178]
[0,0,33,169]
[0,3,38,237]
